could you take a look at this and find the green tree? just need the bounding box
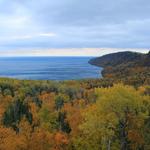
[38,105,59,131]
[3,99,32,131]
[58,111,71,134]
[55,94,69,110]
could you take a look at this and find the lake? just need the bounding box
[0,57,102,80]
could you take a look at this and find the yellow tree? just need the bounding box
[74,84,149,150]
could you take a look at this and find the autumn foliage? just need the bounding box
[0,78,149,150]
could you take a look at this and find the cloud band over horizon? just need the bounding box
[0,48,149,57]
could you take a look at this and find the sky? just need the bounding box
[0,0,150,56]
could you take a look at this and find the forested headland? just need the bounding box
[89,51,150,86]
[0,51,149,150]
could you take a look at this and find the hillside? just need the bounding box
[89,51,150,67]
[89,51,150,85]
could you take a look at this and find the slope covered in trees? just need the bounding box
[89,51,150,86]
[89,51,150,67]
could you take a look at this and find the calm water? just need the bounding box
[0,57,102,80]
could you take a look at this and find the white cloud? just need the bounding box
[39,33,57,37]
[0,48,148,57]
[0,32,57,41]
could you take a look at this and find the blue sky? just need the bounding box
[0,0,149,56]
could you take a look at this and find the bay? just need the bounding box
[0,57,102,80]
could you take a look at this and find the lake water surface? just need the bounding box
[0,57,102,80]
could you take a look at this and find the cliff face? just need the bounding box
[89,51,150,85]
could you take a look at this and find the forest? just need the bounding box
[89,51,150,86]
[0,51,149,150]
